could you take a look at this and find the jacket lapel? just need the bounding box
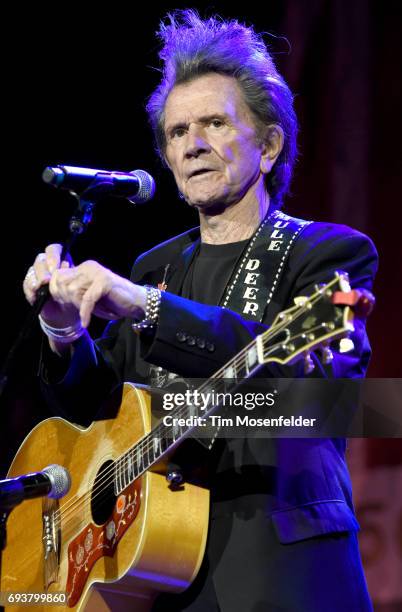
[161,229,200,297]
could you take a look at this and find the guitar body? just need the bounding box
[1,383,209,611]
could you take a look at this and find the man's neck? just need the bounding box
[199,179,270,245]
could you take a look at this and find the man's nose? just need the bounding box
[184,125,211,158]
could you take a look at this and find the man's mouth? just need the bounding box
[188,168,215,179]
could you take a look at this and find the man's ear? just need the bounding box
[260,125,284,174]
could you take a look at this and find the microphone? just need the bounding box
[0,464,71,510]
[42,165,156,204]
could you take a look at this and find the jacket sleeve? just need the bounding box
[139,226,378,379]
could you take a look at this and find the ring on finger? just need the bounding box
[25,267,37,284]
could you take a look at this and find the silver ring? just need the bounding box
[25,266,36,281]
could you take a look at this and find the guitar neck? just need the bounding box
[114,340,261,494]
[113,273,361,494]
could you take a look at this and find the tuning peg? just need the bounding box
[322,344,334,364]
[339,338,354,353]
[304,352,315,374]
[338,272,351,292]
[293,296,308,306]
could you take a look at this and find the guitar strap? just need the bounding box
[149,211,311,391]
[192,210,312,449]
[220,210,312,321]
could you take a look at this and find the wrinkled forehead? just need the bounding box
[163,73,254,131]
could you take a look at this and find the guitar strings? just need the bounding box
[36,324,331,562]
[39,314,292,535]
[44,307,338,546]
[46,286,337,533]
[46,287,336,533]
[41,342,266,533]
[18,285,339,574]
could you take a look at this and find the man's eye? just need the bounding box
[171,128,186,139]
[210,119,223,128]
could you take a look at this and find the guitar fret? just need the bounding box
[123,459,128,488]
[146,436,155,468]
[141,442,147,472]
[160,434,170,454]
[121,459,126,489]
[136,445,142,474]
[115,459,121,494]
[172,421,182,441]
[246,345,258,373]
[119,460,124,491]
[236,358,246,378]
[187,402,199,419]
[153,437,161,458]
[223,364,236,378]
[123,457,129,488]
[131,450,139,479]
[127,454,134,482]
[114,463,118,494]
[119,458,124,490]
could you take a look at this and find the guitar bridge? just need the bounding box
[42,498,60,589]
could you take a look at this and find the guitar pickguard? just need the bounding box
[65,479,142,607]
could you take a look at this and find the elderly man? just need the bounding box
[23,10,376,612]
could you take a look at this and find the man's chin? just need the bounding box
[183,192,229,215]
[187,199,227,216]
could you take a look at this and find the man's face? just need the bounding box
[163,73,268,211]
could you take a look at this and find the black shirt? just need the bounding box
[182,239,249,306]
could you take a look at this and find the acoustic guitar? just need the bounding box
[0,272,373,611]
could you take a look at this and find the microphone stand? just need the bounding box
[0,509,9,611]
[0,189,97,605]
[0,476,29,608]
[0,181,124,605]
[0,190,96,398]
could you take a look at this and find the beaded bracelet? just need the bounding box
[131,285,161,331]
[39,315,85,344]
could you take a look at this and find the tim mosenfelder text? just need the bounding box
[161,389,318,429]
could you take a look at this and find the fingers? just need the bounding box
[23,244,72,305]
[23,252,50,305]
[48,261,105,327]
[48,267,76,306]
[23,266,38,305]
[80,278,105,328]
[44,244,63,273]
[45,244,74,270]
[33,252,52,286]
[24,254,138,328]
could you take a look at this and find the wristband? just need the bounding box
[39,315,85,344]
[131,285,161,332]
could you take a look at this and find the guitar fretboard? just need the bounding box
[112,274,349,495]
[114,340,262,494]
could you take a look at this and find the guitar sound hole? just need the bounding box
[91,460,117,525]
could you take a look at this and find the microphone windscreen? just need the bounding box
[129,169,156,204]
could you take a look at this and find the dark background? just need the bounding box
[1,1,401,607]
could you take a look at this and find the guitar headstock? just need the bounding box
[256,271,375,373]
